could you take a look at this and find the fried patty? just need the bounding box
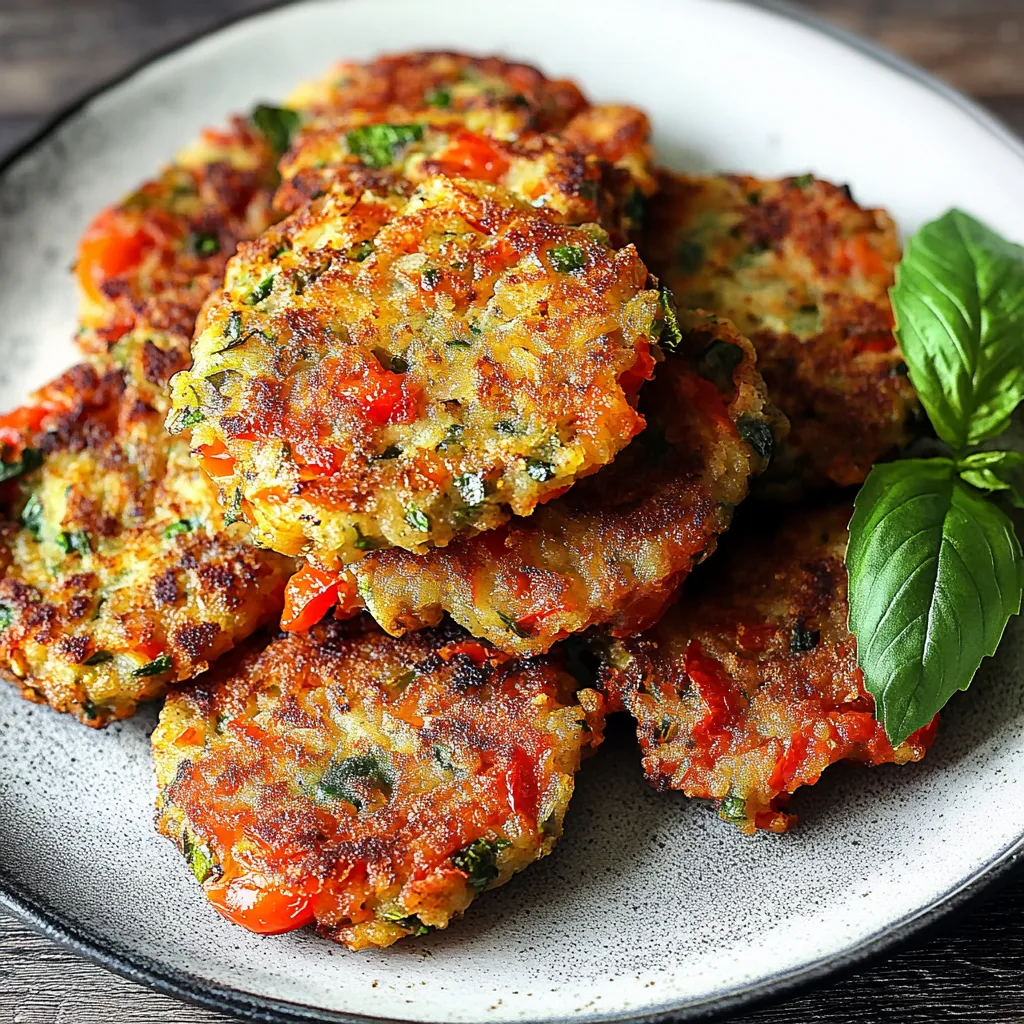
[348,312,783,656]
[153,617,605,949]
[0,332,293,726]
[596,505,937,833]
[75,113,282,358]
[170,176,663,564]
[640,172,919,493]
[276,104,654,243]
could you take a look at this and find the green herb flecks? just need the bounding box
[133,653,173,678]
[789,621,820,654]
[163,518,200,540]
[451,837,509,892]
[0,604,12,631]
[20,493,43,538]
[548,245,587,274]
[737,417,773,461]
[170,407,204,433]
[353,525,385,552]
[222,489,244,527]
[719,795,748,824]
[317,751,393,810]
[347,239,374,262]
[658,286,684,353]
[424,87,452,108]
[0,447,43,484]
[245,272,275,306]
[188,231,221,257]
[524,458,555,483]
[182,831,219,885]
[345,123,425,169]
[790,173,815,189]
[57,530,91,557]
[454,471,486,507]
[252,104,301,155]
[378,908,432,935]
[421,267,441,290]
[405,506,430,532]
[497,611,529,639]
[84,650,113,667]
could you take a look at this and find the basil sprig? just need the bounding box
[847,209,1024,746]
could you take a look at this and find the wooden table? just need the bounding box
[3,1,1024,1021]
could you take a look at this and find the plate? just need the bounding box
[2,1,1024,1021]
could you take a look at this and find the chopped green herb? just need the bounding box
[378,908,432,935]
[318,751,392,809]
[497,610,529,639]
[654,715,677,742]
[737,417,774,461]
[719,795,748,823]
[451,837,505,892]
[245,273,275,305]
[345,123,425,169]
[188,231,220,257]
[405,506,430,532]
[84,650,113,666]
[790,621,821,654]
[446,337,472,348]
[163,518,199,540]
[354,525,385,552]
[790,173,815,189]
[525,458,555,483]
[133,653,172,677]
[437,424,464,452]
[206,369,241,395]
[0,448,43,484]
[20,493,43,538]
[57,531,91,557]
[222,489,244,527]
[676,239,704,275]
[658,286,683,353]
[433,744,456,773]
[182,832,218,885]
[251,104,301,155]
[494,420,520,436]
[454,471,486,507]
[0,604,12,631]
[372,445,402,461]
[424,87,452,108]
[224,310,242,342]
[171,407,205,433]
[548,244,587,274]
[347,239,374,262]
[421,267,441,290]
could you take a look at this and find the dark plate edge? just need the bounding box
[2,0,1024,1022]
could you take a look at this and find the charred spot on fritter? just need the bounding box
[596,504,937,833]
[171,176,663,565]
[639,171,919,494]
[152,618,605,949]
[346,311,786,656]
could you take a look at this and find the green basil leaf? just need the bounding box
[847,458,1024,746]
[891,209,1024,449]
[548,245,587,274]
[345,123,425,169]
[958,450,1024,508]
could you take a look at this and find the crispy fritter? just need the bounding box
[596,505,937,833]
[0,333,293,726]
[348,312,783,656]
[170,176,663,564]
[75,114,282,357]
[276,104,654,242]
[640,172,919,493]
[152,617,605,949]
[284,51,588,132]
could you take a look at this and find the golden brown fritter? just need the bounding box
[640,172,919,493]
[75,114,283,358]
[153,617,605,949]
[344,312,784,656]
[0,333,293,726]
[170,176,663,564]
[596,505,938,834]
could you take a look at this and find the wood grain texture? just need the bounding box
[2,1,1024,1022]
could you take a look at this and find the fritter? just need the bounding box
[275,104,655,242]
[152,617,606,949]
[344,312,784,656]
[0,331,293,727]
[596,505,938,834]
[170,176,663,564]
[640,172,919,493]
[284,51,588,134]
[75,113,282,357]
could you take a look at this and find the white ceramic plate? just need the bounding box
[2,1,1024,1021]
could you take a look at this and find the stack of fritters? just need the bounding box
[0,50,934,949]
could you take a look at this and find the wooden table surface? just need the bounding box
[3,0,1024,1021]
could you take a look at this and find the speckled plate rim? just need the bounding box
[2,1,1024,1021]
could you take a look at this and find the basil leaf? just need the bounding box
[548,245,586,274]
[451,837,507,892]
[847,458,1024,746]
[958,450,1024,507]
[251,104,301,155]
[891,209,1024,449]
